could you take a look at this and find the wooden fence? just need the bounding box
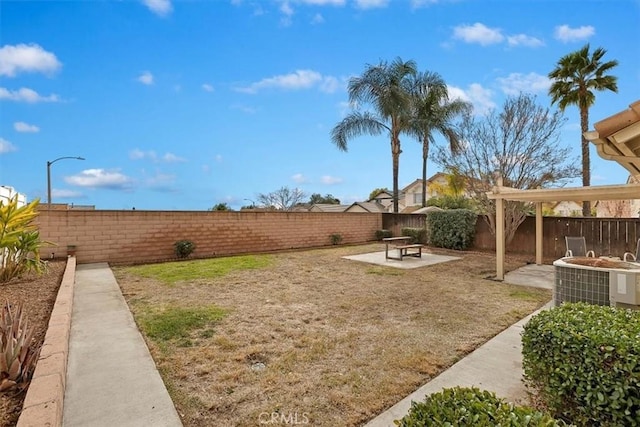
[383,213,640,259]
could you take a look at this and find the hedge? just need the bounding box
[522,302,640,425]
[394,387,565,426]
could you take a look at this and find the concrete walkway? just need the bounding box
[63,263,182,427]
[365,264,554,427]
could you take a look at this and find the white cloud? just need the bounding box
[202,83,214,92]
[337,100,357,117]
[130,149,184,163]
[14,121,40,133]
[497,72,551,95]
[146,172,177,190]
[453,23,504,46]
[163,152,186,162]
[129,149,157,160]
[507,34,544,48]
[137,71,154,85]
[298,0,345,4]
[311,13,325,24]
[554,25,595,43]
[355,0,388,9]
[280,1,294,26]
[0,87,60,103]
[142,0,172,16]
[65,169,133,190]
[0,43,62,77]
[215,154,223,163]
[447,83,495,115]
[321,175,342,184]
[52,189,83,199]
[231,103,258,114]
[292,173,308,184]
[0,137,17,153]
[236,69,341,94]
[411,0,438,8]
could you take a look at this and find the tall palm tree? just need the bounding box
[331,57,417,213]
[548,44,618,216]
[407,71,472,206]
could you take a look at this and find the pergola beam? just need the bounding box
[487,100,640,281]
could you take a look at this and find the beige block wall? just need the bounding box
[36,210,382,264]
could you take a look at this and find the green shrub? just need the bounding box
[522,302,640,425]
[401,227,427,244]
[375,229,392,240]
[174,240,196,258]
[395,387,564,426]
[426,209,477,250]
[329,233,343,245]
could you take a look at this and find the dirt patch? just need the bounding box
[114,244,551,427]
[0,260,65,427]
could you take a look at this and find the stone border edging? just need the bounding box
[17,256,76,427]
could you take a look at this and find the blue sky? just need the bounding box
[1,0,639,210]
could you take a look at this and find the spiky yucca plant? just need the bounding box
[0,301,41,392]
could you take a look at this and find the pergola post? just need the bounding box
[535,202,543,265]
[495,178,505,281]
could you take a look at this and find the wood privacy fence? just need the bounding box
[384,213,640,259]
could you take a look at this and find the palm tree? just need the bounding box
[548,44,618,216]
[331,57,417,213]
[407,71,472,206]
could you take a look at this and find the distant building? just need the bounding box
[0,186,26,207]
[308,204,350,213]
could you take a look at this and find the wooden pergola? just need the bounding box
[487,100,640,280]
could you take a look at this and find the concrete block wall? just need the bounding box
[17,257,76,427]
[36,210,382,264]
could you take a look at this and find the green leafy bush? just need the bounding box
[395,387,564,426]
[375,229,392,240]
[426,209,477,250]
[174,240,196,258]
[0,196,48,282]
[401,227,427,244]
[522,303,640,425]
[330,233,343,245]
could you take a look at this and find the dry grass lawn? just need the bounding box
[113,244,551,427]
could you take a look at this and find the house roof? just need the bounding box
[585,100,640,177]
[309,204,350,212]
[346,201,387,212]
[411,206,444,214]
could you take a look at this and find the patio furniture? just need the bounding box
[565,236,595,258]
[623,238,640,262]
[382,236,424,261]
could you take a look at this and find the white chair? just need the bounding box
[623,239,640,262]
[565,236,595,257]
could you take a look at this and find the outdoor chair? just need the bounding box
[565,236,595,258]
[623,238,640,262]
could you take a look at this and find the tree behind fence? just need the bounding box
[383,213,640,259]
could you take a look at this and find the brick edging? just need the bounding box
[17,256,76,427]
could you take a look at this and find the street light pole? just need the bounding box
[47,156,85,208]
